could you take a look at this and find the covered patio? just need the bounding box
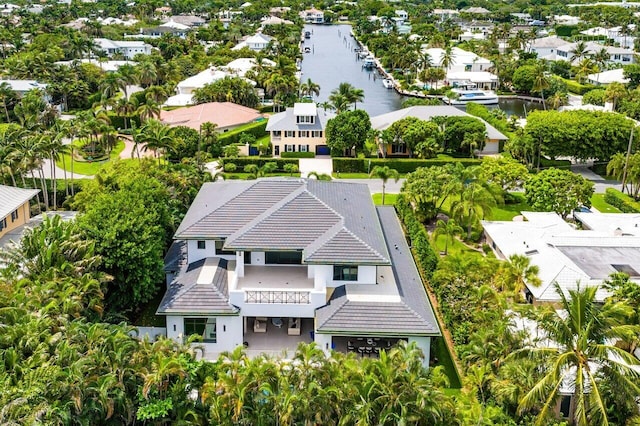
[332,336,407,358]
[243,317,314,355]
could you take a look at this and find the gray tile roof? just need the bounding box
[370,105,508,140]
[0,185,39,220]
[175,179,391,265]
[265,107,335,132]
[315,207,440,336]
[164,240,187,272]
[156,257,238,315]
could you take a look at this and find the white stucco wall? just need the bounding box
[250,251,265,265]
[186,239,215,264]
[408,336,432,366]
[166,314,244,355]
[314,265,377,288]
[315,332,332,355]
[229,290,326,317]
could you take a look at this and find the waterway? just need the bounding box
[300,24,542,117]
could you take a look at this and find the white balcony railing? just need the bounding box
[245,290,311,304]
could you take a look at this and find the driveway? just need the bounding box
[339,178,405,194]
[299,157,333,178]
[571,164,622,193]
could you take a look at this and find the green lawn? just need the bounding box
[590,193,622,213]
[58,140,126,176]
[490,193,531,221]
[432,233,484,258]
[224,172,301,180]
[432,337,462,388]
[372,193,398,206]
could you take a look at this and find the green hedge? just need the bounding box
[281,152,315,158]
[220,157,298,172]
[218,121,268,146]
[604,188,640,213]
[395,193,438,280]
[333,158,482,174]
[560,78,597,95]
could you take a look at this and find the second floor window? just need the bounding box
[285,131,295,137]
[333,265,358,281]
[197,240,206,249]
[311,131,323,137]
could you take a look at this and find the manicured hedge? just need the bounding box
[218,121,268,146]
[220,157,298,172]
[333,158,482,174]
[560,78,597,95]
[604,188,640,213]
[395,193,438,280]
[281,152,315,158]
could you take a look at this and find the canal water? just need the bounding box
[301,24,542,117]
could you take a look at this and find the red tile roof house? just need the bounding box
[160,102,263,133]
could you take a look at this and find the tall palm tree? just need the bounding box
[440,44,455,71]
[328,92,350,113]
[513,283,640,426]
[369,165,399,205]
[299,77,320,98]
[432,218,463,255]
[137,99,160,122]
[138,119,174,165]
[532,63,550,110]
[0,81,14,122]
[451,181,500,239]
[498,254,541,301]
[604,82,627,111]
[570,41,588,63]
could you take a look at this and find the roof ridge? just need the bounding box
[302,222,345,260]
[341,226,389,263]
[315,294,349,329]
[224,183,307,246]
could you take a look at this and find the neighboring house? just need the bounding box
[160,102,262,132]
[526,36,568,59]
[554,42,635,65]
[482,211,640,305]
[587,67,630,85]
[138,22,189,38]
[2,79,50,103]
[93,38,151,60]
[261,15,294,26]
[223,57,275,77]
[422,47,498,89]
[265,103,335,156]
[553,15,581,25]
[370,105,508,156]
[0,185,39,245]
[157,179,441,362]
[232,33,274,51]
[54,59,136,72]
[462,6,491,15]
[431,8,459,21]
[165,15,206,27]
[300,7,325,23]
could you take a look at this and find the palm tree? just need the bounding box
[432,219,463,255]
[331,82,364,110]
[369,165,399,205]
[547,92,568,110]
[532,63,550,110]
[138,119,174,165]
[513,283,640,425]
[0,81,14,122]
[328,92,350,113]
[605,82,627,111]
[451,181,500,239]
[440,44,455,71]
[570,41,588,63]
[100,72,126,102]
[592,48,610,75]
[498,254,541,301]
[137,99,160,122]
[307,171,332,180]
[575,58,597,84]
[299,78,320,98]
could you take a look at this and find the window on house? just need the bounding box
[265,251,302,264]
[312,131,323,138]
[333,265,358,281]
[559,396,571,418]
[197,240,206,249]
[285,144,296,152]
[299,145,309,152]
[0,217,6,231]
[184,318,216,343]
[614,54,621,60]
[392,143,407,154]
[465,64,472,71]
[623,56,630,62]
[285,130,295,137]
[296,115,315,124]
[10,210,18,222]
[273,130,282,137]
[244,252,252,264]
[215,240,235,255]
[298,130,310,137]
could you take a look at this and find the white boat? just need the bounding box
[304,46,311,53]
[442,89,499,105]
[362,55,376,69]
[382,78,394,89]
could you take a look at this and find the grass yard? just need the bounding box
[490,193,531,221]
[432,234,484,258]
[590,193,622,213]
[224,172,302,179]
[58,140,126,176]
[372,193,398,206]
[431,337,462,389]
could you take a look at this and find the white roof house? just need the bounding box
[587,68,630,85]
[422,47,497,89]
[483,212,640,304]
[223,57,275,77]
[553,42,636,65]
[232,33,274,51]
[526,36,569,58]
[54,59,136,72]
[554,15,581,25]
[93,38,152,60]
[2,79,47,96]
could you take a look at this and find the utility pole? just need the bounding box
[621,126,634,194]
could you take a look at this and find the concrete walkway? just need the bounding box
[340,178,405,194]
[571,164,622,193]
[299,157,333,178]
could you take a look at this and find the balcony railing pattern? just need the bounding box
[245,290,310,304]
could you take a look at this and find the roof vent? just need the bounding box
[525,249,539,256]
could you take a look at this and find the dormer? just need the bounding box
[294,103,316,125]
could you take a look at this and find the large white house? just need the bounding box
[483,211,640,304]
[232,33,274,51]
[157,179,440,362]
[422,47,498,89]
[93,38,152,60]
[530,38,636,65]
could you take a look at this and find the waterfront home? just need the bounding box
[54,59,136,72]
[261,16,294,26]
[164,15,206,28]
[139,22,190,39]
[93,38,152,60]
[370,105,508,156]
[160,102,262,132]
[0,185,39,246]
[300,7,325,24]
[587,68,630,85]
[157,179,441,362]
[554,42,635,65]
[233,33,274,52]
[422,47,498,89]
[482,212,640,305]
[265,103,335,156]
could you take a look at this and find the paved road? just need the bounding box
[299,157,333,178]
[340,178,405,194]
[571,164,622,193]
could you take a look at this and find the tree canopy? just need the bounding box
[325,109,371,156]
[524,168,594,218]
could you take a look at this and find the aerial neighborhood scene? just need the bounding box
[2,0,640,423]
